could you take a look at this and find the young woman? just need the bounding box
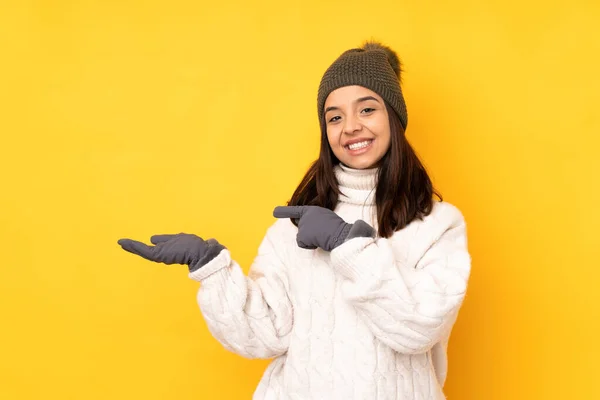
[119,41,471,399]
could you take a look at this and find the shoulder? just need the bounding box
[260,218,298,249]
[258,217,311,266]
[426,201,466,230]
[393,201,466,245]
[388,201,468,267]
[266,218,297,236]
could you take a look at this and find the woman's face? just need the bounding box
[324,85,391,170]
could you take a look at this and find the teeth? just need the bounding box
[348,140,372,150]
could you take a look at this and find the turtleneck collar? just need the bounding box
[334,163,378,206]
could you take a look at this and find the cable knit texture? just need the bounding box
[190,164,471,399]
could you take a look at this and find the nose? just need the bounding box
[343,114,362,134]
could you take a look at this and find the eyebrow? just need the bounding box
[324,96,381,113]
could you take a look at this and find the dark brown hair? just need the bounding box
[286,103,442,238]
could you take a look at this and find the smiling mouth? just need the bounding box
[345,139,373,150]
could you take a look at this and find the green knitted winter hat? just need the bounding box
[317,41,407,130]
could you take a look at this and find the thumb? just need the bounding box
[150,234,178,245]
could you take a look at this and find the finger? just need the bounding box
[118,239,157,261]
[297,238,317,250]
[273,206,308,219]
[150,234,178,245]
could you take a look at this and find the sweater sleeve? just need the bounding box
[330,206,471,355]
[188,222,293,359]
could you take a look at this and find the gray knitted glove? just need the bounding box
[273,206,375,251]
[117,233,225,272]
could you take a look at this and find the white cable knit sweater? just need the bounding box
[189,164,471,400]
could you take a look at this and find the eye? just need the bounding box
[361,108,375,114]
[328,116,341,123]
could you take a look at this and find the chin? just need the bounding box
[344,158,377,170]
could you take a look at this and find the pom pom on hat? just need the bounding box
[361,40,402,79]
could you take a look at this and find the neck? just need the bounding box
[334,163,378,205]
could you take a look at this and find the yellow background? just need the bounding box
[1,0,598,398]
